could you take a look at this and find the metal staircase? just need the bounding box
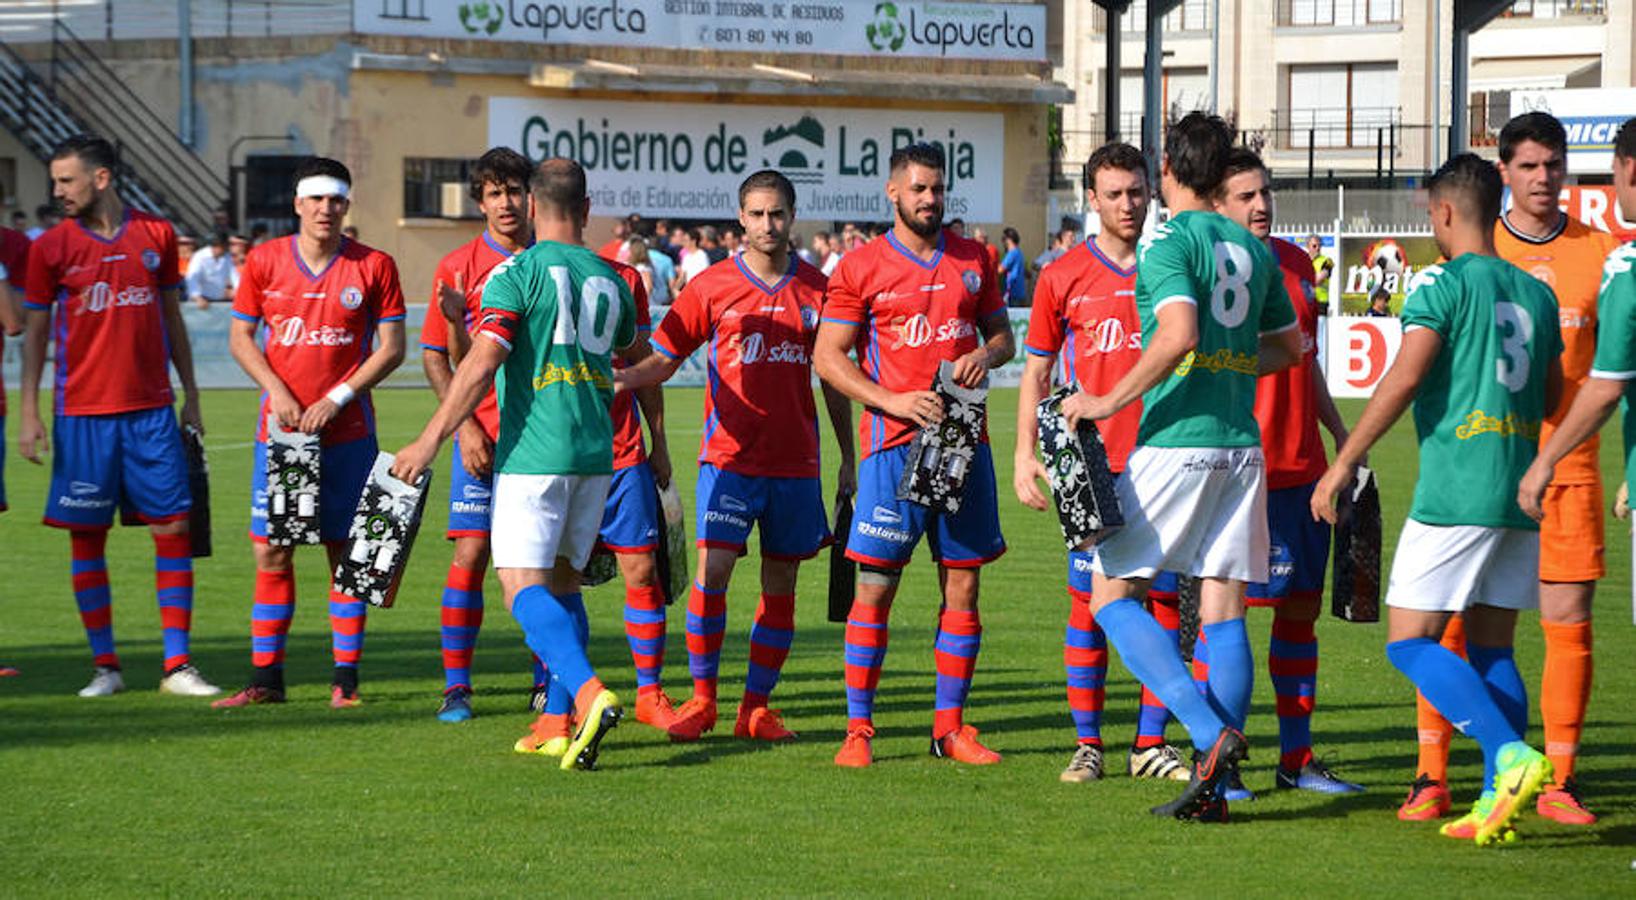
[0,22,227,236]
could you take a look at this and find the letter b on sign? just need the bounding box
[1325,317,1403,399]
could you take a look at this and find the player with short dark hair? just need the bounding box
[1315,153,1562,846]
[214,157,407,709]
[815,142,1016,767]
[19,134,216,698]
[618,169,855,743]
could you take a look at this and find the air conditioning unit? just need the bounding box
[440,182,476,219]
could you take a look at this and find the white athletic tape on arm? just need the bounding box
[326,382,356,407]
[296,176,351,199]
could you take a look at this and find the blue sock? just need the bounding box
[1467,643,1527,791]
[1386,637,1521,783]
[1096,598,1226,752]
[1202,619,1252,731]
[511,585,597,700]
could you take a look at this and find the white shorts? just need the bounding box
[1092,445,1269,583]
[489,473,613,571]
[1384,519,1540,613]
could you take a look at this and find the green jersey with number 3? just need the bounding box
[1587,241,1636,497]
[1400,253,1561,530]
[480,240,637,477]
[1133,210,1297,448]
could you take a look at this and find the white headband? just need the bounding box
[296,175,351,199]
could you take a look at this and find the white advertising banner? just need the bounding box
[1324,315,1402,400]
[489,97,1004,221]
[1511,88,1636,175]
[356,0,1045,62]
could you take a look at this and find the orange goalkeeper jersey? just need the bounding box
[1496,212,1618,485]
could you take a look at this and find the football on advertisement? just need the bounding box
[1334,233,1440,315]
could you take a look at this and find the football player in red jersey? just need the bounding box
[0,221,26,515]
[814,143,1015,767]
[18,135,215,698]
[214,157,407,710]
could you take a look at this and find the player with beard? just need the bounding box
[815,143,1015,767]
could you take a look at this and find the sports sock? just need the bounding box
[1386,637,1520,782]
[511,585,597,698]
[70,530,117,668]
[1539,619,1592,786]
[743,592,795,710]
[152,531,194,672]
[843,601,891,729]
[1201,619,1252,731]
[1269,612,1319,771]
[1468,643,1528,791]
[439,563,485,692]
[531,653,548,692]
[685,583,727,702]
[250,568,296,670]
[1190,628,1210,696]
[542,591,592,715]
[623,583,668,696]
[1415,614,1466,782]
[1133,594,1181,749]
[932,607,982,739]
[1095,598,1226,752]
[1064,589,1107,746]
[329,589,367,670]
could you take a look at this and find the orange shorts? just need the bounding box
[1539,481,1605,582]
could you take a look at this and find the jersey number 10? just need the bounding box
[548,266,623,355]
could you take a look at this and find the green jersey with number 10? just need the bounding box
[1400,253,1561,530]
[480,240,637,477]
[1133,210,1297,449]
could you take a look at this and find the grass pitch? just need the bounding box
[2,388,1634,896]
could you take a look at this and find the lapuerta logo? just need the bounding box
[458,2,505,35]
[870,2,1037,57]
[866,2,907,52]
[483,0,648,41]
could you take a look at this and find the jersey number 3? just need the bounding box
[1494,301,1534,393]
[1210,242,1254,328]
[549,266,622,354]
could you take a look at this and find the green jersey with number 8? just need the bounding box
[478,240,637,477]
[1133,210,1297,449]
[1400,253,1561,530]
[1587,242,1636,498]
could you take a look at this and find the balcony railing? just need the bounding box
[1503,0,1607,17]
[1277,0,1403,27]
[1272,106,1403,150]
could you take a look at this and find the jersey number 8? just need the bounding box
[548,266,622,355]
[1210,241,1254,328]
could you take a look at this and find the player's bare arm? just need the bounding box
[1311,326,1443,523]
[0,280,21,336]
[1067,300,1198,429]
[951,310,1014,387]
[629,338,673,489]
[160,286,204,434]
[813,318,942,427]
[228,316,303,429]
[17,306,50,462]
[392,331,511,484]
[613,343,684,392]
[1012,351,1055,510]
[822,381,857,498]
[298,319,405,434]
[1256,322,1303,375]
[1313,363,1350,451]
[422,317,492,478]
[1518,361,1603,522]
[438,271,473,366]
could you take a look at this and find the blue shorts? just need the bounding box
[600,461,661,553]
[45,408,190,529]
[696,464,829,560]
[846,443,1005,569]
[250,434,377,543]
[1247,481,1331,606]
[445,433,494,538]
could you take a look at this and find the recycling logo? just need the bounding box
[458,2,504,35]
[866,2,906,52]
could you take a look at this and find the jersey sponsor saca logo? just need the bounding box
[340,286,364,310]
[271,315,357,348]
[141,249,161,272]
[734,331,810,366]
[891,313,975,349]
[1079,316,1141,354]
[78,281,156,314]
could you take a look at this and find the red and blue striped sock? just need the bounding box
[685,583,727,702]
[439,563,485,692]
[1191,629,1210,696]
[70,530,117,668]
[251,568,295,670]
[933,608,982,739]
[622,583,667,696]
[743,592,795,710]
[844,601,891,728]
[1269,613,1318,771]
[329,589,367,669]
[152,532,194,671]
[1134,594,1180,749]
[1064,589,1106,746]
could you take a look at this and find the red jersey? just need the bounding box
[420,231,518,441]
[602,254,651,470]
[232,236,406,445]
[24,210,181,416]
[824,230,1004,457]
[1025,239,1142,473]
[0,226,31,415]
[1254,238,1326,489]
[653,255,825,478]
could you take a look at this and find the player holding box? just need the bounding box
[1014,142,1192,784]
[392,158,641,771]
[814,143,1015,768]
[214,158,407,709]
[18,135,217,698]
[617,170,855,744]
[1207,148,1361,795]
[1313,154,1562,846]
[1069,113,1303,822]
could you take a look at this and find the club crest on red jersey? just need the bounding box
[141,249,161,272]
[340,286,364,310]
[961,269,981,295]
